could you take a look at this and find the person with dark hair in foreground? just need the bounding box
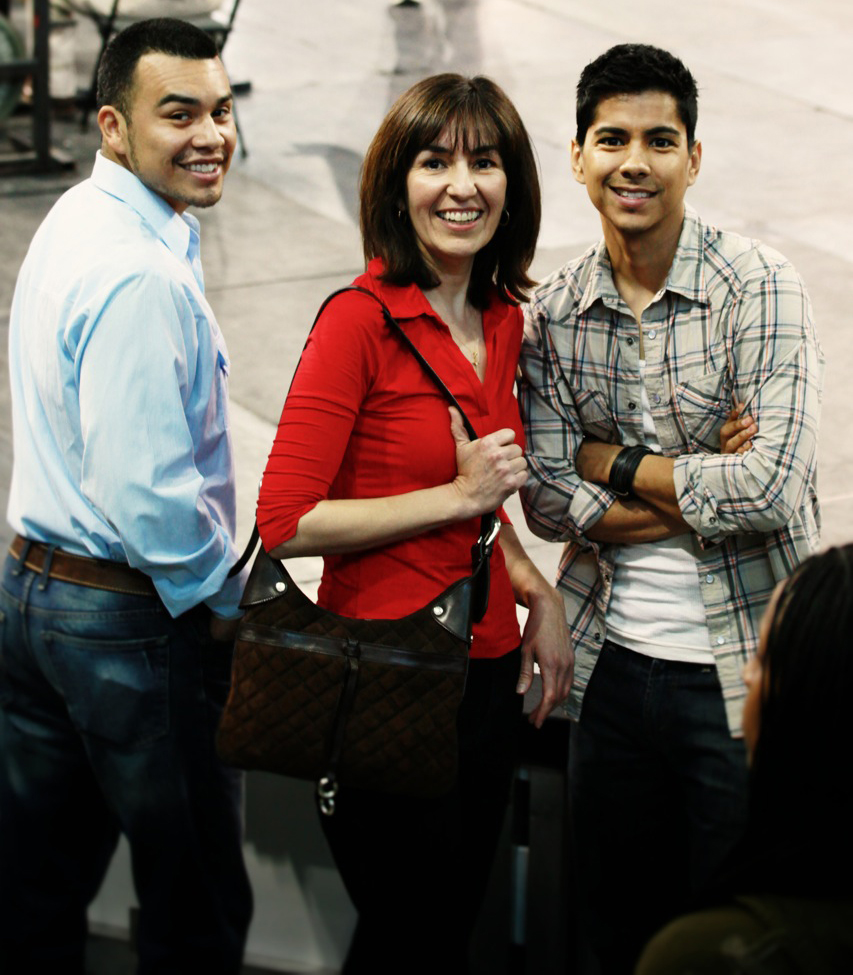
[0,18,251,973]
[637,543,853,974]
[257,73,573,974]
[518,42,824,974]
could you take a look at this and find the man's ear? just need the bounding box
[687,139,702,187]
[570,139,586,185]
[98,104,129,159]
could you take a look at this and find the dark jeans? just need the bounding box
[321,646,523,975]
[570,641,749,975]
[0,552,252,974]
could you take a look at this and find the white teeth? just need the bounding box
[615,189,651,199]
[185,163,218,173]
[439,210,480,223]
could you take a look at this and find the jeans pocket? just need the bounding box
[45,629,169,747]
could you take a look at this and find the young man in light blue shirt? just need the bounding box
[0,18,252,972]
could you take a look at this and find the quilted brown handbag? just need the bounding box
[216,287,499,815]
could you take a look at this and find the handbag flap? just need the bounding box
[431,574,474,643]
[240,547,293,608]
[240,546,475,643]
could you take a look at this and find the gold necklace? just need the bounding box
[439,304,483,370]
[461,339,481,368]
[449,322,482,368]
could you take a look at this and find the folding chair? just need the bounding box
[73,0,248,157]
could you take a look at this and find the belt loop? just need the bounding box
[11,539,32,576]
[38,546,56,591]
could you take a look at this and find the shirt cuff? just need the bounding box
[673,455,724,542]
[205,562,250,618]
[568,479,617,549]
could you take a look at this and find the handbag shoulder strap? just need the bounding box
[230,285,500,580]
[338,285,480,442]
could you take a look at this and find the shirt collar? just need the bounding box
[664,205,709,304]
[363,256,510,323]
[579,240,622,315]
[91,152,198,264]
[363,257,440,321]
[579,205,709,314]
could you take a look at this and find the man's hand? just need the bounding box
[517,588,574,729]
[209,615,240,643]
[720,403,757,455]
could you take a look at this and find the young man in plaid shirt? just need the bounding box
[519,43,824,975]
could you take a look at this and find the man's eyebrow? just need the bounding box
[156,93,233,108]
[645,125,681,137]
[592,124,681,138]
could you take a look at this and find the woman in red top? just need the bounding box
[257,74,572,974]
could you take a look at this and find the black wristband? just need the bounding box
[608,445,652,498]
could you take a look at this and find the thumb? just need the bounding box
[448,406,470,447]
[516,645,534,694]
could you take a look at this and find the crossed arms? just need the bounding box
[519,260,824,550]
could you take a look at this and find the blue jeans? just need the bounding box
[569,641,749,975]
[0,551,252,974]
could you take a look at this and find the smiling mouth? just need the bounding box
[437,209,482,224]
[180,161,222,174]
[611,187,654,200]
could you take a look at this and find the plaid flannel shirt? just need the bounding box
[519,207,824,734]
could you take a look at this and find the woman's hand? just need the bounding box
[498,525,574,728]
[449,407,527,515]
[721,402,757,454]
[269,408,526,558]
[517,586,574,728]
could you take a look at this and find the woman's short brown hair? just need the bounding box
[360,74,541,308]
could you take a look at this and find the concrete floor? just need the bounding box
[1,0,852,971]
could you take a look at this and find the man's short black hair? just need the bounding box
[97,17,219,118]
[576,43,699,147]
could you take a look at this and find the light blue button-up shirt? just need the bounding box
[7,152,247,618]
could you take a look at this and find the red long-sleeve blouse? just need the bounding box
[257,259,523,659]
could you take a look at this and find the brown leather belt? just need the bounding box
[10,535,158,598]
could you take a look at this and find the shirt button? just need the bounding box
[709,516,717,524]
[594,632,602,641]
[706,574,715,584]
[647,329,657,339]
[653,394,661,404]
[716,636,725,646]
[626,337,635,346]
[628,401,637,410]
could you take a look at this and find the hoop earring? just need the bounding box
[499,209,510,227]
[397,208,407,220]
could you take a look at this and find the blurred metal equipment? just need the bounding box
[0,0,73,174]
[0,13,24,122]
